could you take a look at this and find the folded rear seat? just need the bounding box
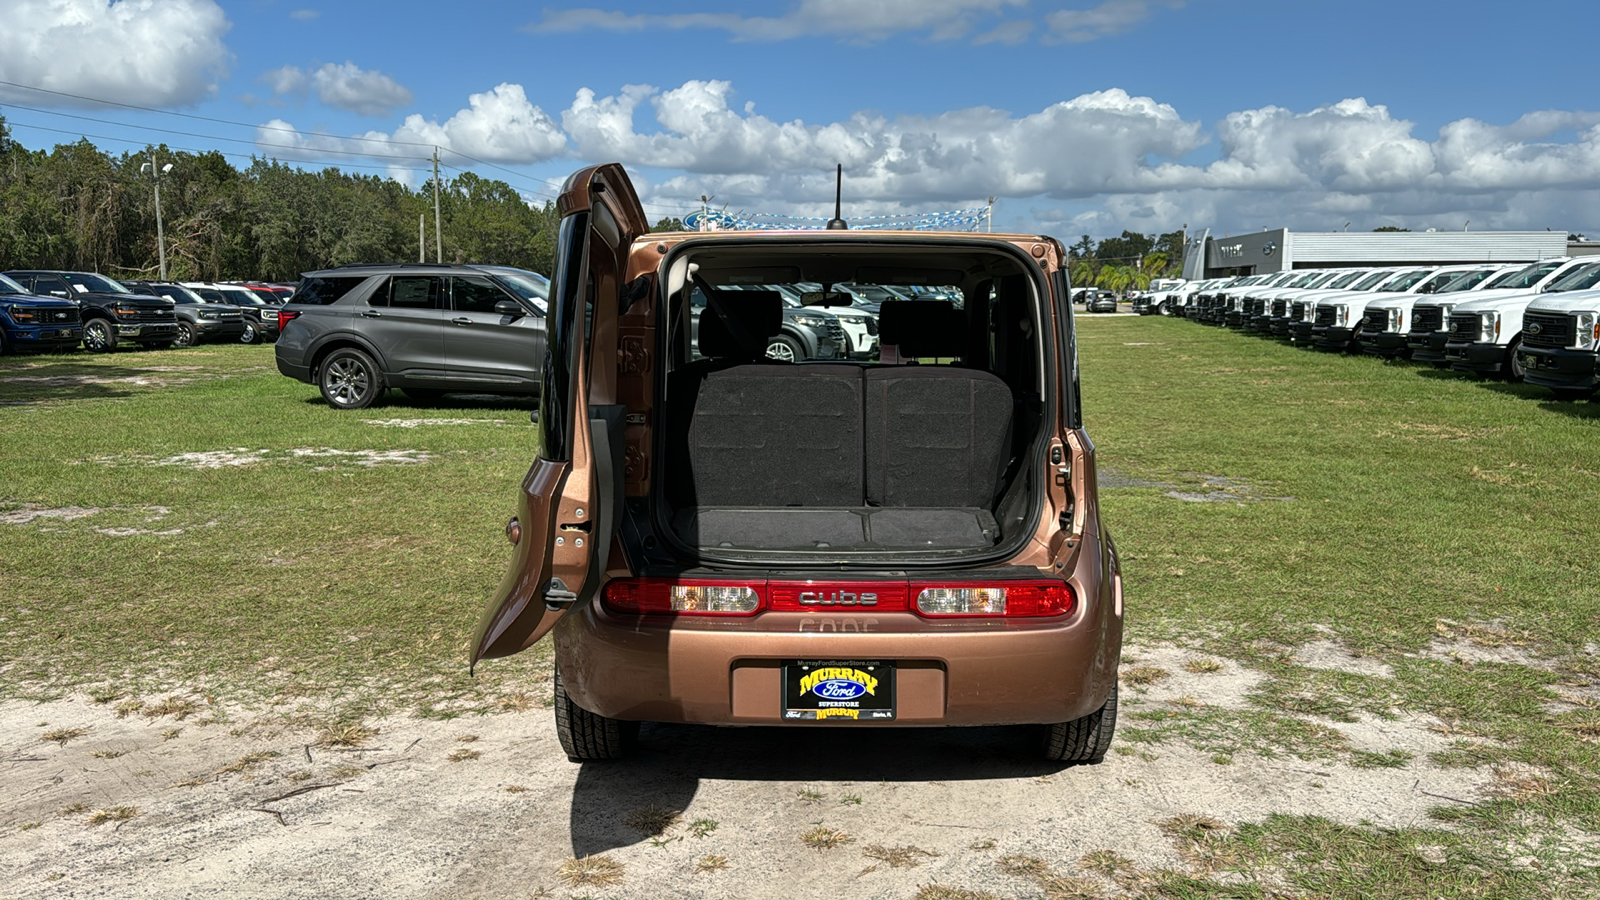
[667,294,1013,552]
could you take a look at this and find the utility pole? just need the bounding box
[986,197,995,233]
[700,194,710,232]
[142,151,171,280]
[432,146,444,263]
[419,213,425,262]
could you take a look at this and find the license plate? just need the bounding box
[783,660,895,721]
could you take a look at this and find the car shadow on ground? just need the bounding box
[569,722,1071,856]
[0,358,171,404]
[300,392,536,412]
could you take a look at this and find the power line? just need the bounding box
[3,119,434,175]
[0,78,439,148]
[1,101,432,162]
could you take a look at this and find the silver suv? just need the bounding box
[274,263,549,409]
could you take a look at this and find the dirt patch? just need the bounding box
[1292,639,1394,678]
[1120,645,1265,710]
[0,688,1510,899]
[1164,475,1295,504]
[83,448,434,471]
[0,505,103,526]
[361,419,509,429]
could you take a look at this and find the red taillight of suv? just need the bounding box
[602,578,763,616]
[278,309,300,331]
[601,577,1074,619]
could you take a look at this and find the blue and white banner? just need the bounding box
[685,206,990,232]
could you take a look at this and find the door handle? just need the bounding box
[451,317,472,326]
[361,310,382,318]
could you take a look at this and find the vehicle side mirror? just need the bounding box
[494,300,524,317]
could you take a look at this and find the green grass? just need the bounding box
[0,343,548,719]
[6,319,1600,894]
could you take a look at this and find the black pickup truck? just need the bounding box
[4,270,178,352]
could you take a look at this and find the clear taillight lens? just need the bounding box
[602,579,761,616]
[914,581,1074,618]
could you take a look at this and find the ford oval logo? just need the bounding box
[812,679,868,700]
[1527,322,1543,334]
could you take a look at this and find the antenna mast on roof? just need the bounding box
[826,164,848,230]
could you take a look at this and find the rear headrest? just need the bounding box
[878,300,965,358]
[697,290,782,361]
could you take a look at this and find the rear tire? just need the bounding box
[554,667,638,761]
[318,347,385,410]
[1043,681,1117,763]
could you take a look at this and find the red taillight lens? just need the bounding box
[911,580,1075,618]
[277,309,300,330]
[601,578,763,616]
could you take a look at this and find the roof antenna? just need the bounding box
[826,164,848,230]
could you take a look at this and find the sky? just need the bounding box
[4,0,1600,240]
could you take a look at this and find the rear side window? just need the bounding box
[376,276,443,309]
[292,276,368,305]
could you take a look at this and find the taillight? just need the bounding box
[601,578,762,616]
[278,309,300,330]
[912,580,1075,618]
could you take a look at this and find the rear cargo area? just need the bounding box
[655,239,1052,561]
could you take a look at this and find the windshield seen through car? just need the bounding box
[63,272,131,294]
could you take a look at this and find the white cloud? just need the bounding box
[527,0,1026,43]
[259,83,566,165]
[289,8,319,20]
[0,0,230,106]
[1045,0,1182,43]
[256,77,1600,238]
[260,62,413,116]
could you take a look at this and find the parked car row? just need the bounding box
[1144,257,1600,399]
[0,269,298,354]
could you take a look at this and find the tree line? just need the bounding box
[1068,229,1185,293]
[0,118,598,282]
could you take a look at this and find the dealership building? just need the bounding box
[1179,228,1590,280]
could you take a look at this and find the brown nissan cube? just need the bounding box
[471,163,1123,763]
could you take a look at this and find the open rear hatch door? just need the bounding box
[471,163,647,666]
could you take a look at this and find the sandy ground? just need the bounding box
[0,646,1503,900]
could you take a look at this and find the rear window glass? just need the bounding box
[292,276,368,305]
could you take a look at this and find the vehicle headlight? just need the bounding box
[198,311,218,320]
[114,305,140,318]
[1481,313,1499,342]
[6,304,36,323]
[1577,312,1599,350]
[1386,308,1402,331]
[1331,304,1349,326]
[791,315,830,328]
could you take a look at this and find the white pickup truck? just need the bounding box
[1517,287,1600,398]
[1307,267,1438,351]
[1444,258,1600,379]
[1354,264,1520,358]
[1407,258,1584,366]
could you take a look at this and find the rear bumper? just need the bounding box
[1520,346,1599,391]
[1445,340,1504,373]
[555,577,1121,728]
